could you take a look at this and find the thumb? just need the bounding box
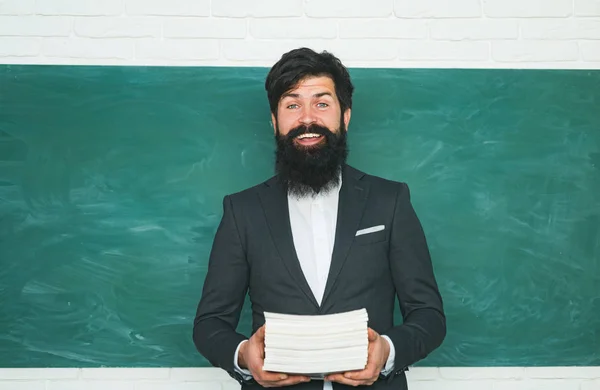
[368,328,378,341]
[257,325,266,340]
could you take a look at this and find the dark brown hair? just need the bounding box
[265,47,354,116]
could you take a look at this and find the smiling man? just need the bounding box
[193,48,446,390]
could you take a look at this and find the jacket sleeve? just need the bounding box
[382,182,446,377]
[192,194,254,384]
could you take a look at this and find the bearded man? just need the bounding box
[192,48,446,390]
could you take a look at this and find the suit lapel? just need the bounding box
[321,165,370,305]
[258,176,320,309]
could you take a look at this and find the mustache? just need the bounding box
[284,124,333,140]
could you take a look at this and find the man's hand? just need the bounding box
[238,325,311,388]
[325,328,390,387]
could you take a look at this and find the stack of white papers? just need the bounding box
[262,308,369,376]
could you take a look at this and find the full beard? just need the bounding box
[275,120,348,198]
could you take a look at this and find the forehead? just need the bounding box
[282,75,336,98]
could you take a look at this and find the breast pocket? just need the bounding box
[353,225,388,245]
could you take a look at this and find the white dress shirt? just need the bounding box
[233,177,396,389]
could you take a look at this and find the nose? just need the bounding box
[298,106,316,125]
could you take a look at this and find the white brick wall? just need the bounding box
[0,0,599,387]
[0,0,598,68]
[0,368,599,390]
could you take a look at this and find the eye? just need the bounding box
[286,103,299,109]
[317,102,329,108]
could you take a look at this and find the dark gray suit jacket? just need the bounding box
[193,164,446,390]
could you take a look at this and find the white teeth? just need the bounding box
[298,133,321,139]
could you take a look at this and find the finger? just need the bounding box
[260,374,310,387]
[344,369,379,381]
[342,361,378,381]
[368,327,378,341]
[326,373,371,387]
[258,370,310,382]
[256,325,266,340]
[257,370,289,383]
[272,375,311,386]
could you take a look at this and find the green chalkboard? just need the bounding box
[0,65,598,368]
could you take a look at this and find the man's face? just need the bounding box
[271,75,352,197]
[272,75,351,143]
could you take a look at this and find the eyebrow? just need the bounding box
[281,91,334,99]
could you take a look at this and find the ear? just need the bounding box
[271,113,277,134]
[343,108,351,130]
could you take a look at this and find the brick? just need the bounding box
[221,380,242,390]
[36,0,122,16]
[75,17,161,38]
[306,0,392,17]
[0,382,45,390]
[581,379,600,390]
[439,367,525,380]
[221,40,310,61]
[47,381,135,390]
[135,382,222,390]
[521,19,600,39]
[164,18,246,38]
[250,18,337,39]
[222,39,399,62]
[576,0,600,16]
[483,0,572,17]
[125,0,210,16]
[0,368,79,379]
[406,367,440,381]
[339,19,428,39]
[15,58,135,65]
[397,40,489,61]
[0,16,71,36]
[493,379,581,390]
[314,40,400,61]
[430,19,518,40]
[81,368,170,380]
[395,0,481,18]
[43,38,133,59]
[409,381,494,390]
[0,0,35,15]
[212,0,303,17]
[170,368,232,381]
[0,37,40,56]
[581,41,600,61]
[526,367,600,379]
[492,40,579,62]
[135,38,219,61]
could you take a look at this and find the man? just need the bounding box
[193,47,446,390]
